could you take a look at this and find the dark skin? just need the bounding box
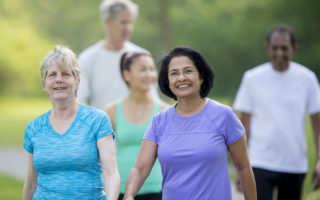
[236,31,320,191]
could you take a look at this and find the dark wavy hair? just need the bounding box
[120,51,150,86]
[158,46,214,100]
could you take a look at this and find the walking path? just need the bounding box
[0,146,244,199]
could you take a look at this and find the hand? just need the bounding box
[236,172,243,192]
[122,195,134,200]
[122,198,134,200]
[312,160,320,190]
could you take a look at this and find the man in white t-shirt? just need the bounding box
[233,24,320,200]
[78,0,158,110]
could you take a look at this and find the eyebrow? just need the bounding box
[168,66,193,72]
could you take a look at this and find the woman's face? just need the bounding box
[168,56,203,100]
[42,64,79,102]
[124,55,157,92]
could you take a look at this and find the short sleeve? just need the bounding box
[224,109,245,145]
[96,113,114,141]
[233,72,253,113]
[143,117,158,144]
[23,123,34,153]
[306,73,320,114]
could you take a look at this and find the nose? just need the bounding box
[124,22,133,35]
[55,74,63,82]
[177,72,186,81]
[275,48,284,57]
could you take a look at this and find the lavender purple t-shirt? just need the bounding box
[143,99,244,200]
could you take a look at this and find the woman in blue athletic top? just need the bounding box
[23,45,120,200]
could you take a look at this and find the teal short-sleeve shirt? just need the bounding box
[24,104,114,199]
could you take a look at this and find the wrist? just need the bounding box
[123,194,134,200]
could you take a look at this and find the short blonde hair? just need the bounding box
[99,0,138,22]
[40,45,80,82]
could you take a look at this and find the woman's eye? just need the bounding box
[184,69,194,75]
[170,72,178,76]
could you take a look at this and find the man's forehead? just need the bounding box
[270,31,291,41]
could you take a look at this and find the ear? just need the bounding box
[123,70,130,83]
[41,79,47,92]
[263,42,269,53]
[105,18,111,28]
[292,44,298,54]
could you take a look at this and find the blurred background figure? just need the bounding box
[105,51,168,200]
[22,45,120,200]
[123,47,256,200]
[78,0,157,110]
[233,24,320,200]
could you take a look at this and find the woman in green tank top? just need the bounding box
[105,51,168,200]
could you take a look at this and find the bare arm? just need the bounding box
[239,112,251,140]
[23,153,38,200]
[311,112,320,190]
[160,100,170,111]
[105,102,117,129]
[98,134,120,200]
[123,140,158,200]
[229,135,257,200]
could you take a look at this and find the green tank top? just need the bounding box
[115,99,162,194]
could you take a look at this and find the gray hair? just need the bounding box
[40,45,80,83]
[99,0,138,22]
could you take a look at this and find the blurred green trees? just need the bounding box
[0,0,319,98]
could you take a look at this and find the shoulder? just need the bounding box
[206,99,234,117]
[79,104,110,125]
[25,111,49,134]
[78,41,104,62]
[205,99,241,129]
[152,104,174,123]
[124,41,148,53]
[243,62,271,80]
[104,100,118,122]
[158,100,170,111]
[291,62,317,79]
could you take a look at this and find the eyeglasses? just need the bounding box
[168,69,195,79]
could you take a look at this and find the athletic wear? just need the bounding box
[115,100,162,194]
[253,167,305,200]
[144,99,244,200]
[24,104,114,199]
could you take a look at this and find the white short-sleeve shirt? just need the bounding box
[78,40,158,110]
[233,62,320,173]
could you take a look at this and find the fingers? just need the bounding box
[312,170,320,190]
[236,176,243,192]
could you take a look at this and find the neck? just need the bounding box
[51,98,80,119]
[176,96,206,116]
[272,62,290,72]
[127,89,153,105]
[104,36,124,51]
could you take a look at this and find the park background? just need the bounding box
[0,0,319,199]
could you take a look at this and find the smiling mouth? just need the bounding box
[176,84,190,88]
[54,87,66,90]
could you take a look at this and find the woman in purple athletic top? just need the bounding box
[123,46,257,200]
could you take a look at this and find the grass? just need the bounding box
[0,97,51,147]
[0,174,24,200]
[0,97,319,199]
